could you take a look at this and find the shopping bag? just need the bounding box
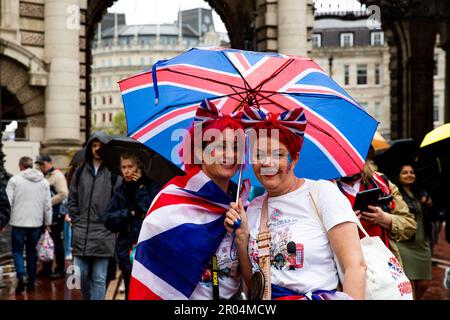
[37,229,54,262]
[310,180,413,300]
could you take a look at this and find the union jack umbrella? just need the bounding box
[118,47,378,183]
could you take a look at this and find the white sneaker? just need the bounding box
[444,267,450,291]
[65,254,73,261]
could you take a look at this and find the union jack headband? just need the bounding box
[194,99,222,123]
[241,106,307,139]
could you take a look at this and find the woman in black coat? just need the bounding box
[102,153,160,299]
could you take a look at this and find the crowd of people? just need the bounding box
[0,105,449,300]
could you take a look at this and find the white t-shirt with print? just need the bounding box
[246,179,358,295]
[190,231,241,300]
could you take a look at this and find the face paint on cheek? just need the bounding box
[286,154,293,172]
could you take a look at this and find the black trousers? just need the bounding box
[42,215,65,274]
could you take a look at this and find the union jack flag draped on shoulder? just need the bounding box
[129,167,249,300]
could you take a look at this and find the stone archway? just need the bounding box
[0,55,46,141]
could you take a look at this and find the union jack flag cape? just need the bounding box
[129,167,249,300]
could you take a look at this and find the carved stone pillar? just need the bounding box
[44,0,81,167]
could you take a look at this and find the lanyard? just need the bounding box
[212,254,220,300]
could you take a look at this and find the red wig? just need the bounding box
[180,115,244,171]
[250,114,304,160]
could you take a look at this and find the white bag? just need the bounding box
[309,181,413,300]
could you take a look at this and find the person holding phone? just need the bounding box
[102,153,161,299]
[336,154,416,266]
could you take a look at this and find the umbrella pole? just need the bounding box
[235,135,247,204]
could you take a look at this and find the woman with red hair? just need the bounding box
[224,106,367,300]
[130,99,247,300]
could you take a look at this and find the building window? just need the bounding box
[312,34,322,48]
[119,57,123,65]
[140,57,145,65]
[434,54,439,76]
[340,33,354,47]
[370,31,384,46]
[357,64,367,85]
[359,102,368,110]
[375,64,381,85]
[102,113,106,122]
[94,113,97,124]
[433,95,440,122]
[93,97,96,105]
[374,101,382,119]
[102,96,106,105]
[128,57,132,65]
[109,113,113,122]
[109,96,112,104]
[344,65,350,86]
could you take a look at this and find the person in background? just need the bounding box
[102,153,160,299]
[36,155,69,279]
[396,163,437,299]
[68,132,121,300]
[336,149,416,267]
[6,157,52,294]
[0,181,11,289]
[0,181,10,231]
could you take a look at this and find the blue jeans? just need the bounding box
[11,227,41,286]
[74,256,109,300]
[63,220,72,258]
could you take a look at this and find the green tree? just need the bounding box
[106,111,127,135]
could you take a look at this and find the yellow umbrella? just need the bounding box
[420,123,450,148]
[372,131,390,151]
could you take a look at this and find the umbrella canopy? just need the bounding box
[372,131,390,151]
[418,124,450,206]
[69,147,86,167]
[420,123,450,148]
[373,139,419,176]
[97,136,184,186]
[119,47,378,183]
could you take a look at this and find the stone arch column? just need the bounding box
[43,0,81,166]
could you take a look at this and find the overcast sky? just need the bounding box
[108,0,228,32]
[108,0,366,34]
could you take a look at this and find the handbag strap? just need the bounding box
[257,195,271,300]
[309,181,370,238]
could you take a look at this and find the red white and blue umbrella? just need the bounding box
[118,47,378,183]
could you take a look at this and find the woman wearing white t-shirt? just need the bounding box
[224,106,367,300]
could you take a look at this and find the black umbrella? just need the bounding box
[69,147,86,167]
[97,136,185,186]
[373,139,420,177]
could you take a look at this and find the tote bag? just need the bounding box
[37,229,55,262]
[309,181,413,300]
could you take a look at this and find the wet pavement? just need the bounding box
[0,226,449,300]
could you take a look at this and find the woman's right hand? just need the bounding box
[224,199,249,246]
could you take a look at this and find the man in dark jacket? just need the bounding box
[102,153,160,299]
[68,132,121,300]
[0,182,10,231]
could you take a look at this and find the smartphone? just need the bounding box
[353,188,382,212]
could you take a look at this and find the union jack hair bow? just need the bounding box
[194,99,223,122]
[241,106,307,139]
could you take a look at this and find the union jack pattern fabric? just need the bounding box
[241,105,307,139]
[119,47,378,182]
[128,167,249,300]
